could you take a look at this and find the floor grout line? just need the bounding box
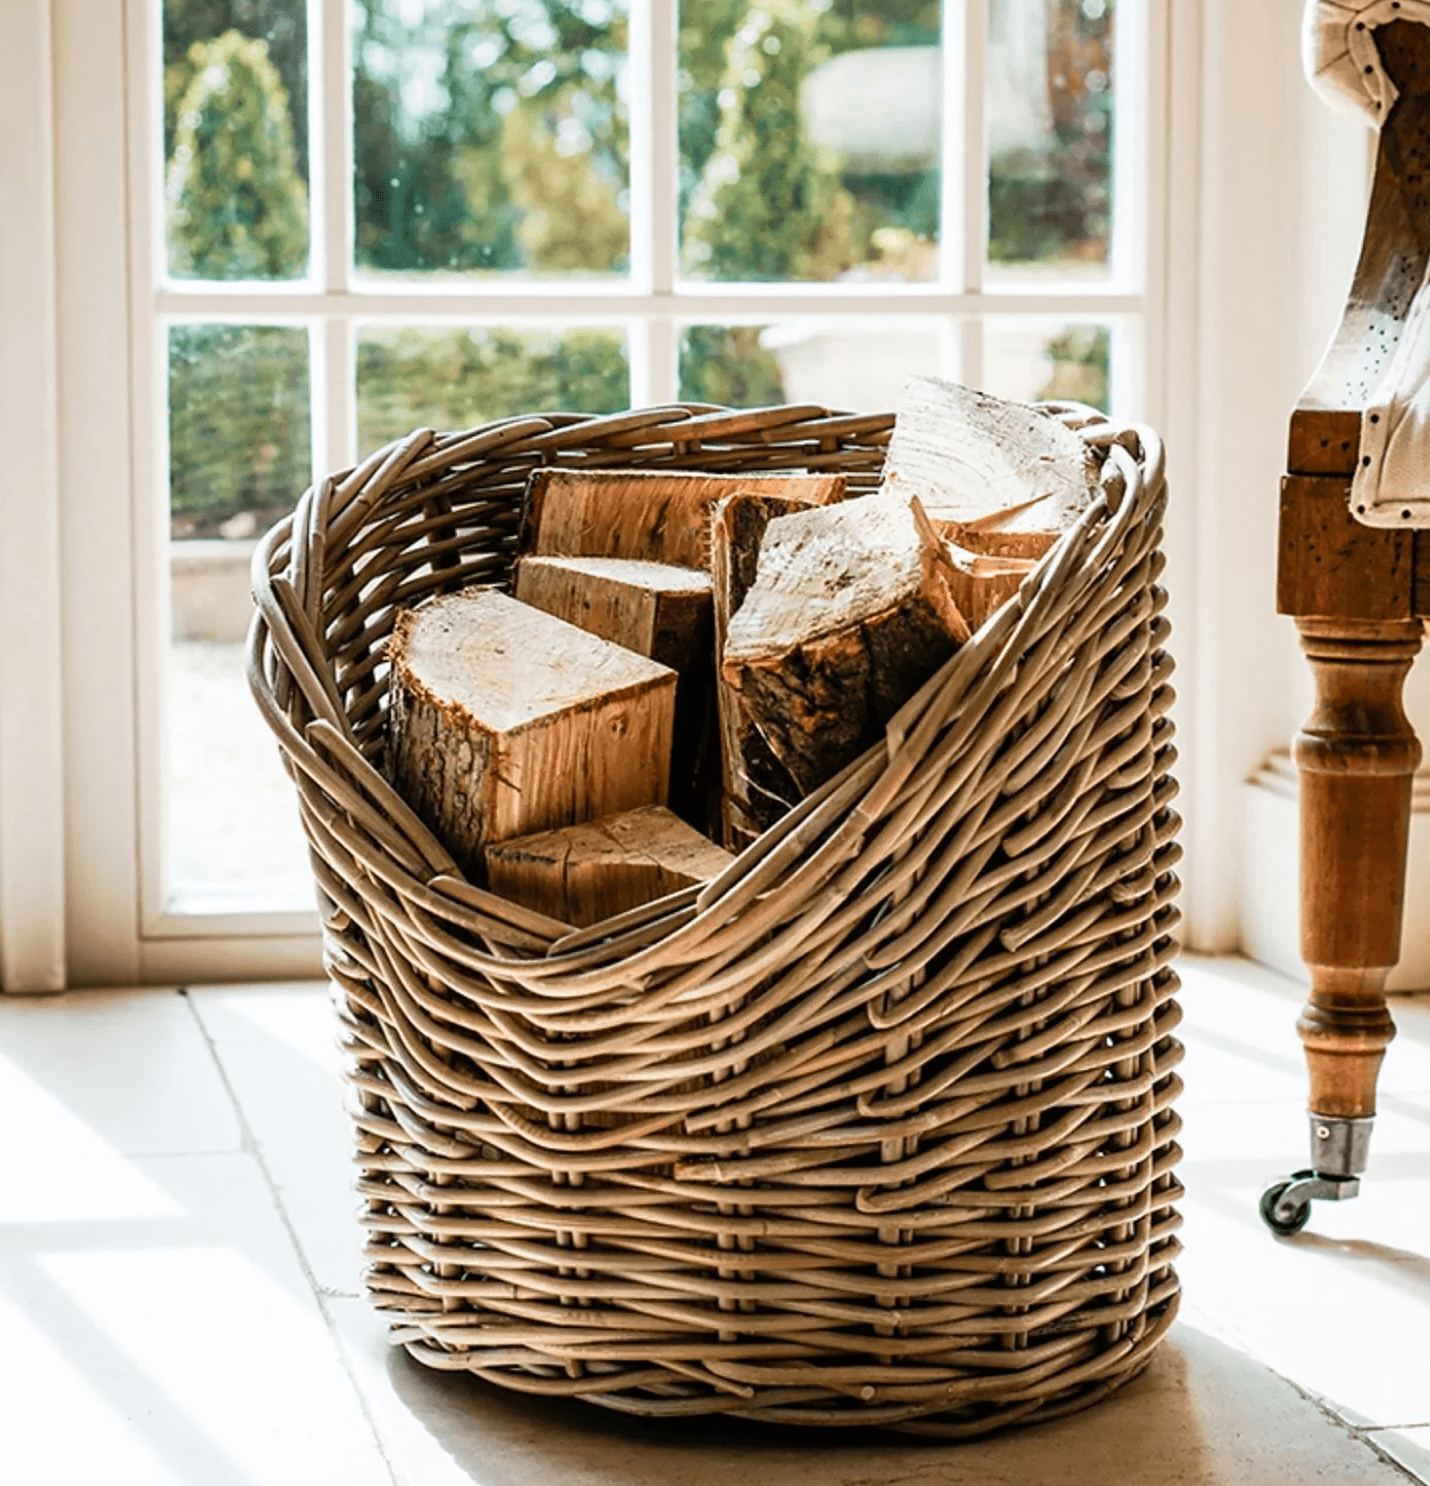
[1356,1431,1430,1486]
[1179,1308,1430,1486]
[1271,1374,1430,1486]
[179,988,404,1486]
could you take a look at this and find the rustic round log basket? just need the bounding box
[249,400,1184,1438]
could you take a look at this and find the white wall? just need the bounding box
[0,0,67,992]
[1174,0,1373,953]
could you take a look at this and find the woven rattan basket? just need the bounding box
[250,401,1183,1438]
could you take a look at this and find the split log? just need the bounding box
[908,498,1039,637]
[485,805,734,928]
[387,588,676,880]
[943,544,1040,631]
[721,496,969,800]
[882,375,1101,557]
[710,492,822,848]
[513,554,718,823]
[521,468,846,570]
[513,555,712,669]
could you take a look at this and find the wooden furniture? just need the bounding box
[249,402,1183,1436]
[1265,14,1430,1233]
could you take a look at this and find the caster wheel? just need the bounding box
[1260,1181,1311,1236]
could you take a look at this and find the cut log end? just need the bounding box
[387,588,676,879]
[514,554,718,828]
[882,375,1101,549]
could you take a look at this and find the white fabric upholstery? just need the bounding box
[1305,0,1430,526]
[1303,0,1430,127]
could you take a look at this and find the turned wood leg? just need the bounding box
[1294,618,1422,1172]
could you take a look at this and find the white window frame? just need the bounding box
[29,0,1304,994]
[135,1,1166,977]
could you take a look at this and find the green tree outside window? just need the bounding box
[166,29,309,280]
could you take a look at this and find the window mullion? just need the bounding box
[631,0,678,298]
[959,317,983,391]
[649,316,677,403]
[317,317,356,479]
[939,0,968,292]
[318,0,351,295]
[960,0,986,296]
[313,0,354,479]
[653,0,677,296]
[1111,0,1148,293]
[629,0,652,292]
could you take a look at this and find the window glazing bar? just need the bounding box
[157,290,1145,320]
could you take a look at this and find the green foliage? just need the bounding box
[166,30,309,278]
[675,0,751,216]
[352,0,629,276]
[356,328,629,455]
[683,4,855,282]
[988,0,1114,267]
[501,102,629,273]
[679,327,786,408]
[163,0,308,179]
[159,0,1118,538]
[168,325,311,536]
[678,1,940,282]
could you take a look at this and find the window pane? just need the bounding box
[166,324,312,900]
[680,320,943,411]
[679,4,941,283]
[356,326,630,455]
[981,321,1111,409]
[168,324,311,540]
[353,2,630,278]
[986,0,1114,276]
[163,1,310,281]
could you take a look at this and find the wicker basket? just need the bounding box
[249,401,1183,1438]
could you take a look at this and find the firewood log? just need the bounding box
[943,544,1040,631]
[906,497,1038,637]
[513,555,712,669]
[521,468,846,569]
[882,375,1101,557]
[485,805,733,928]
[710,492,823,849]
[513,554,717,824]
[720,496,969,799]
[387,588,676,880]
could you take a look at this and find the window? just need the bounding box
[136,0,1162,967]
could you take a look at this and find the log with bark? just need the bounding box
[720,495,970,800]
[881,375,1101,558]
[513,554,718,824]
[521,468,846,569]
[485,805,733,928]
[387,588,676,880]
[709,491,823,848]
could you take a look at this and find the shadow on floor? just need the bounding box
[382,1320,1393,1486]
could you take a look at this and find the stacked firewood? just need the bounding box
[386,378,1103,930]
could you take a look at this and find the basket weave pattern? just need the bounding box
[250,402,1183,1437]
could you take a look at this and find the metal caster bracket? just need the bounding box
[1260,1170,1360,1235]
[1259,1115,1374,1235]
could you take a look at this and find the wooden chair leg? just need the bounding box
[1263,618,1423,1233]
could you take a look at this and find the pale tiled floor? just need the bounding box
[1,956,1426,1486]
